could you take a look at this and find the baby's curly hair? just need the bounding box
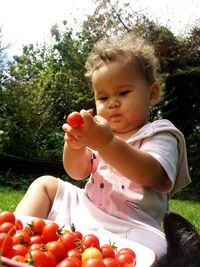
[85,33,159,86]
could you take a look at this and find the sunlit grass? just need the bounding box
[0,188,25,212]
[0,188,199,233]
[169,199,200,232]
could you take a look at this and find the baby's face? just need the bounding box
[92,61,158,136]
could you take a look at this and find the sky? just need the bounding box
[0,0,200,57]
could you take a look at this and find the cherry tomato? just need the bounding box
[82,258,105,267]
[117,248,136,260]
[59,232,78,251]
[30,234,43,244]
[116,253,135,267]
[12,229,30,245]
[116,248,136,267]
[0,221,16,235]
[73,231,83,240]
[44,250,57,267]
[101,245,116,258]
[103,258,119,267]
[0,232,13,256]
[12,243,29,256]
[15,218,23,230]
[46,240,67,262]
[25,249,48,267]
[7,243,28,258]
[27,218,46,236]
[29,243,47,251]
[56,257,81,267]
[67,248,82,260]
[67,112,84,129]
[69,257,82,267]
[12,255,26,263]
[0,211,16,225]
[82,247,103,263]
[42,222,60,243]
[82,234,100,249]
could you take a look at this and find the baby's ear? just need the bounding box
[164,212,200,257]
[149,82,160,107]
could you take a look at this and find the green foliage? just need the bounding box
[187,127,200,191]
[0,171,35,191]
[0,30,94,159]
[0,170,87,192]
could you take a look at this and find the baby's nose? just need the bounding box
[108,98,120,108]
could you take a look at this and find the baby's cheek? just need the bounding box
[96,105,107,119]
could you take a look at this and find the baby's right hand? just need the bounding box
[62,123,85,150]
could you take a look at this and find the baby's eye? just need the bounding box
[98,96,108,101]
[119,90,130,96]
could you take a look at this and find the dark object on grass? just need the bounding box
[153,211,200,267]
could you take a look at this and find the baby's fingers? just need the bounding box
[62,123,69,132]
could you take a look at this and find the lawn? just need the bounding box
[0,187,200,232]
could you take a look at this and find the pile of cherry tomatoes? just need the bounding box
[0,211,136,267]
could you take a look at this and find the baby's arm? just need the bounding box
[62,121,92,180]
[64,110,166,186]
[63,141,92,179]
[98,136,166,187]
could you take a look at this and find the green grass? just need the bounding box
[0,187,200,232]
[169,199,200,232]
[0,188,25,212]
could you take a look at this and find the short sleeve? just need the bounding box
[140,132,178,192]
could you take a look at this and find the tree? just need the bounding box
[0,25,94,160]
[0,43,64,159]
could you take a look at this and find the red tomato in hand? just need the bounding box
[67,112,84,129]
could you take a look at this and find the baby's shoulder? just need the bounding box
[127,119,179,143]
[150,119,177,129]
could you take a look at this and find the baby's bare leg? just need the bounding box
[15,175,58,219]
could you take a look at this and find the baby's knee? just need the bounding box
[30,175,58,203]
[36,175,57,184]
[30,175,57,191]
